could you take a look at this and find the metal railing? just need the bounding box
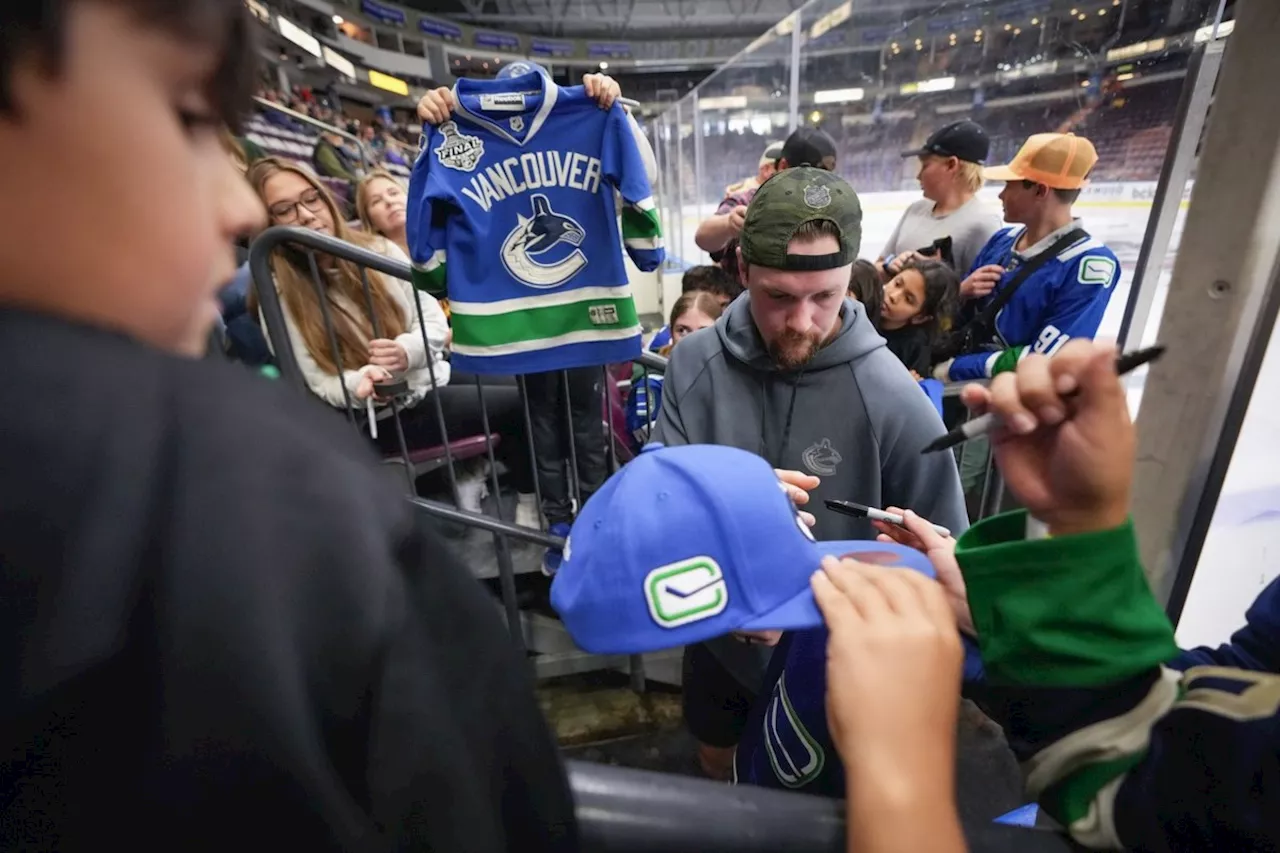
[252,96,373,174]
[567,761,1075,852]
[248,225,668,687]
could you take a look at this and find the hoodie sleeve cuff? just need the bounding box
[956,511,1177,687]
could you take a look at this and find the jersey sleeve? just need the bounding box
[602,105,664,272]
[405,130,453,298]
[956,512,1280,851]
[951,247,1120,380]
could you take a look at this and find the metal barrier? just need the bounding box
[566,761,1076,853]
[247,225,674,687]
[252,97,373,175]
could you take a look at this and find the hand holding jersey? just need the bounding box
[406,69,663,374]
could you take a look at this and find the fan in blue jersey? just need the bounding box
[933,133,1121,383]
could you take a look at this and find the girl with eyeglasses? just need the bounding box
[247,159,535,508]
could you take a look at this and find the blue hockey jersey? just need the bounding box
[407,71,664,374]
[624,373,663,453]
[948,223,1120,382]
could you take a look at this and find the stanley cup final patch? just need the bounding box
[803,184,831,209]
[435,121,484,172]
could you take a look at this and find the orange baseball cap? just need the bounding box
[983,133,1098,190]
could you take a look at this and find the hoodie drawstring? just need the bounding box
[762,368,805,467]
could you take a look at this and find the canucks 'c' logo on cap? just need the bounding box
[644,557,728,628]
[803,184,831,209]
[501,193,588,288]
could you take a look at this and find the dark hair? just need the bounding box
[0,1,257,127]
[897,258,959,343]
[1019,179,1083,206]
[848,259,883,327]
[681,264,741,301]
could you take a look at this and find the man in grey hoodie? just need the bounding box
[651,167,968,780]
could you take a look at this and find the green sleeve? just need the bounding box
[955,511,1177,686]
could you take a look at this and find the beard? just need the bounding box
[766,327,824,371]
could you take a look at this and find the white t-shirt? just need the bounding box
[880,196,1004,277]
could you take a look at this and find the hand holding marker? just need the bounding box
[825,499,953,538]
[920,344,1166,454]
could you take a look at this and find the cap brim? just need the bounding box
[981,164,1022,182]
[738,539,937,632]
[900,147,929,158]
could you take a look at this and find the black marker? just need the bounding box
[920,344,1165,454]
[825,499,952,538]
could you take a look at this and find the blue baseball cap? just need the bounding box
[550,443,936,655]
[496,61,550,80]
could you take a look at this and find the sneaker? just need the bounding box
[515,492,542,529]
[542,522,571,577]
[455,472,489,515]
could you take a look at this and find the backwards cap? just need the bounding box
[738,167,863,272]
[550,443,934,655]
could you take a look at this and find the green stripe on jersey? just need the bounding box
[411,263,447,297]
[622,204,662,239]
[452,295,639,348]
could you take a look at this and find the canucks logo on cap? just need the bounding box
[803,183,831,209]
[435,121,483,172]
[501,193,588,288]
[643,557,728,628]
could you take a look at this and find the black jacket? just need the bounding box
[0,310,576,852]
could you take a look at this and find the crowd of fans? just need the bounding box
[679,75,1181,200]
[8,2,1278,852]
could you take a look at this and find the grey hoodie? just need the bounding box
[653,295,968,690]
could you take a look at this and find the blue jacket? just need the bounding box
[949,225,1121,381]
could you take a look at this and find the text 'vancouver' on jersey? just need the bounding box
[407,71,664,375]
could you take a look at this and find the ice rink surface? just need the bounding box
[663,189,1278,645]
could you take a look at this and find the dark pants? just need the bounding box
[373,377,534,494]
[682,643,758,748]
[523,368,607,526]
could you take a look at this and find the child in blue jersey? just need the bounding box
[933,133,1120,384]
[626,291,722,451]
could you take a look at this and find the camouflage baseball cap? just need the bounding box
[739,168,862,271]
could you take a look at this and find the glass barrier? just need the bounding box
[1177,323,1280,649]
[653,0,1230,379]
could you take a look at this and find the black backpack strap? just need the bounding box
[968,226,1088,339]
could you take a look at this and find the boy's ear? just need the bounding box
[910,313,933,327]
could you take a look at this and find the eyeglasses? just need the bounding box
[269,188,326,223]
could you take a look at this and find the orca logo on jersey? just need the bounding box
[763,670,825,789]
[435,121,484,172]
[501,193,588,288]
